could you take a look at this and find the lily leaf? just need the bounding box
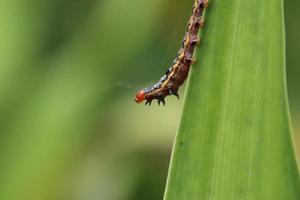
[164,0,300,199]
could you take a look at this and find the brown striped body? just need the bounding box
[135,0,208,105]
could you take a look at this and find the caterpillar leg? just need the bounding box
[145,100,152,106]
[168,88,180,99]
[158,99,165,106]
[199,19,205,28]
[171,92,180,99]
[191,36,201,45]
[157,96,166,106]
[204,0,209,8]
[186,58,196,65]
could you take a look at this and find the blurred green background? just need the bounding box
[0,0,299,199]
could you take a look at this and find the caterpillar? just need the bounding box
[135,0,208,106]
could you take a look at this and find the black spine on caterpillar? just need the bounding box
[135,0,208,106]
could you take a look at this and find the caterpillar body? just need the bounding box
[135,0,208,106]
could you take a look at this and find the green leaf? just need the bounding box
[164,0,300,199]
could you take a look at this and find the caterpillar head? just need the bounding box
[135,90,146,103]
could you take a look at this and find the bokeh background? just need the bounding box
[0,0,299,200]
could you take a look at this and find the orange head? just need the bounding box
[135,90,146,103]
